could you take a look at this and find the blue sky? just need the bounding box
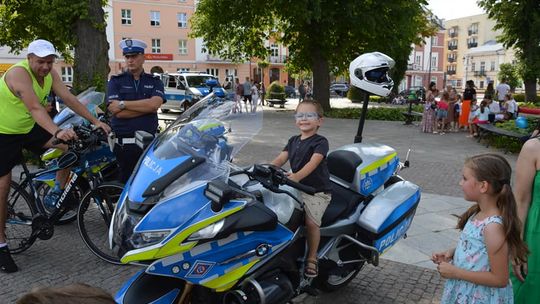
[428,0,485,20]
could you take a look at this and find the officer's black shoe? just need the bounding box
[0,246,18,273]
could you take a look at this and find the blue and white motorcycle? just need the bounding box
[110,52,420,303]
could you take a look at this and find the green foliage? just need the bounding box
[267,80,285,100]
[0,0,109,91]
[190,0,433,109]
[498,63,522,89]
[478,0,540,102]
[347,86,366,102]
[514,94,540,104]
[325,107,407,121]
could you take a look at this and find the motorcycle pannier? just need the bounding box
[328,143,399,196]
[356,181,420,254]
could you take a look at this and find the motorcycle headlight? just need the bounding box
[131,230,171,249]
[187,219,225,241]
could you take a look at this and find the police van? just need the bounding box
[158,72,225,113]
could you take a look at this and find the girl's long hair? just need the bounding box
[480,99,488,114]
[457,153,529,263]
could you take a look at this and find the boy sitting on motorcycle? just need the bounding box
[271,99,332,278]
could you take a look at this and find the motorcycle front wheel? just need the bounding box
[77,182,123,265]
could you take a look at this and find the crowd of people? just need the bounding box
[420,79,518,137]
[232,76,265,113]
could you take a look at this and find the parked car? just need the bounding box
[157,72,225,113]
[330,83,350,97]
[284,85,297,98]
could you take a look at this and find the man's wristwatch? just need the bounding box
[118,100,126,110]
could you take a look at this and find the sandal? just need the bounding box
[304,259,318,278]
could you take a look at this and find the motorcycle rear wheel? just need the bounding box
[316,264,362,292]
[77,182,123,265]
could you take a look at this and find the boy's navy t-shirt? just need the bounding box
[284,134,331,192]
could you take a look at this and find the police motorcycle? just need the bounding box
[34,88,118,224]
[110,52,421,304]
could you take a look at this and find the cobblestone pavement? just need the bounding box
[1,107,517,303]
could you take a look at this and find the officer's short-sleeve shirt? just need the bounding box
[107,72,166,135]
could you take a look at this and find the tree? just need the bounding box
[0,0,109,93]
[478,0,540,102]
[190,0,433,111]
[498,63,522,91]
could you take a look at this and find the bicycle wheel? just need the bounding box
[35,178,89,225]
[6,181,36,254]
[77,182,124,265]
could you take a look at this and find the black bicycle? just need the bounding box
[6,125,120,257]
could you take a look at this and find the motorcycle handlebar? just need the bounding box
[251,164,316,195]
[283,178,316,195]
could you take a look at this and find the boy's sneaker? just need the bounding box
[0,246,18,273]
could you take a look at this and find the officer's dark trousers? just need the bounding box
[114,144,143,183]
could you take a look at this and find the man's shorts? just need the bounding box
[301,192,332,227]
[0,124,52,176]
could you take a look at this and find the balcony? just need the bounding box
[447,70,456,75]
[269,55,287,64]
[448,45,458,51]
[449,32,458,38]
[473,70,486,77]
[206,53,230,62]
[447,57,456,63]
[467,42,478,48]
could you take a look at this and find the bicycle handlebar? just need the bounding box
[52,125,107,152]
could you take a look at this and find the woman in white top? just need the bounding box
[250,83,259,112]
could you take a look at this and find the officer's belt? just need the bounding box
[114,137,136,145]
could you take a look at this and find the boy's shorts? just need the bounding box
[301,192,332,227]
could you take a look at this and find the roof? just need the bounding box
[466,43,505,55]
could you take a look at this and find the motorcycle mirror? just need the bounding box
[205,180,233,212]
[57,151,78,169]
[135,130,154,150]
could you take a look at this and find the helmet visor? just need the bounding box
[365,68,390,83]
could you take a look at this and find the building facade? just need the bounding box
[401,28,446,92]
[443,13,516,91]
[106,0,291,87]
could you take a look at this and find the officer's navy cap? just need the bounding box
[119,39,147,55]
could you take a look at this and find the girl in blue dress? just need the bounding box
[432,153,528,304]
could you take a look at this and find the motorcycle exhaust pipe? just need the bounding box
[223,273,294,304]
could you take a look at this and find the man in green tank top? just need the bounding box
[0,39,110,273]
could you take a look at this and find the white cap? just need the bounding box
[27,39,58,58]
[119,39,147,55]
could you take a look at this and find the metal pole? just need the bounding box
[354,90,370,143]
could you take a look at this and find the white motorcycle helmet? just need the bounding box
[349,52,395,97]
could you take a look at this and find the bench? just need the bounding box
[402,111,423,125]
[476,123,524,154]
[267,98,287,108]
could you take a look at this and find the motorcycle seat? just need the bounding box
[327,150,362,183]
[321,182,363,227]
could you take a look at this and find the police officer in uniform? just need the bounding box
[107,39,165,183]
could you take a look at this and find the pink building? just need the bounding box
[401,21,446,92]
[106,0,291,87]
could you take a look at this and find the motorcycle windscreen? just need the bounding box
[53,87,105,127]
[128,95,262,203]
